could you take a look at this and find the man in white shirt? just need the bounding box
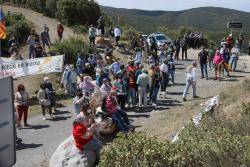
[114,26,121,46]
[137,69,150,110]
[160,59,169,98]
[230,45,240,71]
[183,61,199,101]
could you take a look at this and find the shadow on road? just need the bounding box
[49,116,71,122]
[16,143,43,150]
[22,124,50,130]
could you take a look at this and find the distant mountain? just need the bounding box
[101,6,250,35]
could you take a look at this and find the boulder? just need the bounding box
[49,136,96,167]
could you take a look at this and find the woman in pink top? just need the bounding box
[213,50,223,80]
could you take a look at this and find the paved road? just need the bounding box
[14,55,250,167]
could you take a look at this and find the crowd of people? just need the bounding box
[12,16,248,165]
[7,22,65,60]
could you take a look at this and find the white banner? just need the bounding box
[0,55,64,78]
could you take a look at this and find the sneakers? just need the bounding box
[193,96,199,99]
[183,98,187,102]
[152,103,157,106]
[43,116,47,120]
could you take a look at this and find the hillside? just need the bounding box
[101,6,250,35]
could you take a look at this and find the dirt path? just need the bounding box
[3,5,74,42]
[2,5,75,57]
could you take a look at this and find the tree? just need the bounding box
[56,0,101,26]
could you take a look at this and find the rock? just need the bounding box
[49,136,96,167]
[96,37,112,48]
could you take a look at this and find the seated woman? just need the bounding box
[102,90,133,135]
[72,106,103,164]
[79,76,96,97]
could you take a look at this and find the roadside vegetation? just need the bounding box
[99,79,250,167]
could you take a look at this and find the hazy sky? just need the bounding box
[96,0,250,12]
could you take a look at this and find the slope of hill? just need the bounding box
[101,6,250,35]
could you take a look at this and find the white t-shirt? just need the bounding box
[186,67,196,81]
[160,63,168,73]
[114,28,121,37]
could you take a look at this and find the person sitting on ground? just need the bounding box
[73,111,103,164]
[79,76,96,97]
[83,63,95,79]
[35,42,45,58]
[100,78,112,97]
[11,51,23,60]
[37,83,54,120]
[183,61,199,101]
[9,42,19,56]
[102,90,132,135]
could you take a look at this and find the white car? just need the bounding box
[147,33,172,49]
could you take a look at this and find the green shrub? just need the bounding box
[121,26,141,41]
[45,0,58,17]
[99,103,250,167]
[56,0,101,26]
[51,37,91,64]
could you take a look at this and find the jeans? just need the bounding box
[117,94,127,110]
[161,72,169,92]
[138,87,147,107]
[29,45,35,59]
[167,69,175,83]
[112,113,128,134]
[200,63,208,78]
[128,88,136,106]
[68,82,77,96]
[151,87,160,103]
[83,139,103,160]
[183,78,196,98]
[117,109,130,125]
[230,57,238,71]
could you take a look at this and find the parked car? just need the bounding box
[147,33,172,49]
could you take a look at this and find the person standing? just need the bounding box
[149,36,157,56]
[66,65,78,96]
[133,47,143,65]
[15,84,30,127]
[160,59,169,99]
[114,75,128,110]
[151,67,161,106]
[238,33,244,54]
[174,38,181,60]
[213,50,223,80]
[127,61,137,107]
[37,83,53,120]
[230,45,240,71]
[167,54,175,84]
[183,61,199,101]
[130,36,138,52]
[57,22,64,41]
[198,47,209,79]
[208,47,215,70]
[114,26,121,46]
[26,32,36,59]
[136,68,150,110]
[97,16,105,36]
[109,26,114,41]
[44,77,56,113]
[88,25,97,46]
[41,26,51,51]
[109,58,121,77]
[181,37,188,60]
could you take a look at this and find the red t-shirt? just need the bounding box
[73,123,93,150]
[127,66,137,88]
